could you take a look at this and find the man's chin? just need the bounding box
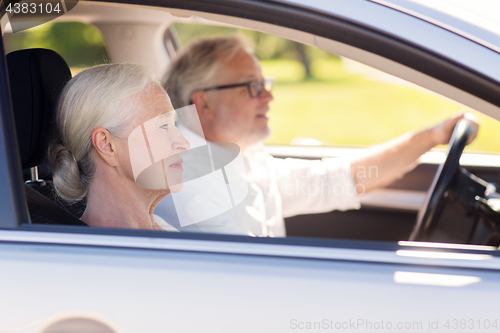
[255,126,272,143]
[263,126,272,141]
[227,126,272,151]
[247,126,270,145]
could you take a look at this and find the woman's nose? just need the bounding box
[172,130,191,151]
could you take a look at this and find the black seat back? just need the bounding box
[7,48,71,169]
[7,48,86,224]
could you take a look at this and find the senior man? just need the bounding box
[154,35,477,236]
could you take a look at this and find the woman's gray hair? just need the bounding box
[164,34,254,109]
[49,63,161,201]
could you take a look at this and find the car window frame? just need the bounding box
[0,30,29,228]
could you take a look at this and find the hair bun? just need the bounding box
[49,143,87,201]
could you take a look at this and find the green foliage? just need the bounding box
[4,21,109,68]
[261,58,500,153]
[173,23,338,77]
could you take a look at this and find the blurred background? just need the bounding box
[4,12,500,152]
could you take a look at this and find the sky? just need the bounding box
[412,0,500,33]
[439,0,500,22]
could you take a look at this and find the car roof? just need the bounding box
[368,0,500,54]
[280,0,500,54]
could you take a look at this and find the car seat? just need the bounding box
[7,48,87,226]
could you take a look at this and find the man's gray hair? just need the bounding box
[164,34,255,109]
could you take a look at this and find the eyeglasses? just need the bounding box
[201,78,274,98]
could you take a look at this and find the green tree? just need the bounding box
[173,23,338,80]
[4,21,108,68]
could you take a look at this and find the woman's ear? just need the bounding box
[91,127,118,166]
[191,90,214,119]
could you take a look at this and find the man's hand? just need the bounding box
[432,112,479,146]
[352,111,480,194]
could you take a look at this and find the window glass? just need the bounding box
[173,23,500,153]
[5,16,499,245]
[3,21,109,75]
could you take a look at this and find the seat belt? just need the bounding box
[24,184,88,226]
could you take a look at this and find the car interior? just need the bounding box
[4,1,500,245]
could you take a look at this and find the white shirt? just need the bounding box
[154,127,360,237]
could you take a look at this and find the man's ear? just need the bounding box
[191,90,214,119]
[91,127,118,166]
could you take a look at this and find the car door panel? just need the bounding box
[1,232,499,332]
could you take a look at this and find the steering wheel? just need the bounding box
[409,119,474,241]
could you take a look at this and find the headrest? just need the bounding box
[6,49,71,169]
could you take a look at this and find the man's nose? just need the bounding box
[260,87,273,102]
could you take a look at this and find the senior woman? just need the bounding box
[49,63,189,230]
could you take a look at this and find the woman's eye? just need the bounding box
[160,124,168,131]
